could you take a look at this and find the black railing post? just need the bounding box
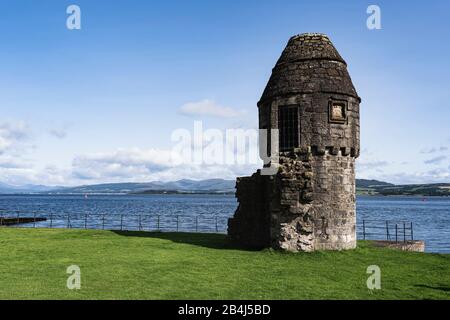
[67,214,70,229]
[215,216,218,233]
[196,216,198,233]
[85,214,88,229]
[411,222,414,241]
[102,214,105,230]
[363,220,366,240]
[176,215,179,232]
[157,215,160,231]
[120,214,123,231]
[385,221,389,241]
[403,223,406,242]
[395,224,398,242]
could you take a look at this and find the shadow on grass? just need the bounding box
[414,284,450,292]
[112,231,262,251]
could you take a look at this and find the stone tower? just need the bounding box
[228,33,361,251]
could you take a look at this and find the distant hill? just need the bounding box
[0,183,60,194]
[358,183,450,197]
[0,183,15,194]
[355,179,394,188]
[51,179,393,195]
[48,179,236,195]
[1,179,448,196]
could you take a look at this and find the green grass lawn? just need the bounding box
[0,228,449,300]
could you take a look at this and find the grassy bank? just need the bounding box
[0,228,449,299]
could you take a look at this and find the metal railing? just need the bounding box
[358,219,414,242]
[0,211,228,234]
[1,211,414,242]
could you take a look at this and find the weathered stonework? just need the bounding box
[228,33,361,251]
[373,241,425,253]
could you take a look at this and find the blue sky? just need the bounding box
[0,0,449,186]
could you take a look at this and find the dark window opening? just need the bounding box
[278,106,299,152]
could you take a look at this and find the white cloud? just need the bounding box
[0,156,31,169]
[0,121,69,186]
[0,121,260,186]
[369,168,450,185]
[0,165,70,186]
[69,146,259,184]
[0,121,35,184]
[424,155,447,165]
[356,148,450,184]
[48,122,73,139]
[356,160,389,170]
[179,99,244,118]
[71,148,174,181]
[0,121,29,154]
[420,146,449,154]
[49,128,68,139]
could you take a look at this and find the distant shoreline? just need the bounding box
[2,179,449,197]
[0,192,235,196]
[0,192,449,198]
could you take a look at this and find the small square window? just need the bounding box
[329,100,347,124]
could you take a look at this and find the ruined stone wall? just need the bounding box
[228,153,315,251]
[228,148,356,251]
[227,172,272,249]
[269,150,315,252]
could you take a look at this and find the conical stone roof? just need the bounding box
[259,33,360,105]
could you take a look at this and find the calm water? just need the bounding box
[0,194,449,254]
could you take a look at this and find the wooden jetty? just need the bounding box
[0,217,47,226]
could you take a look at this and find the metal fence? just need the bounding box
[1,211,414,242]
[357,219,414,242]
[0,211,229,233]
